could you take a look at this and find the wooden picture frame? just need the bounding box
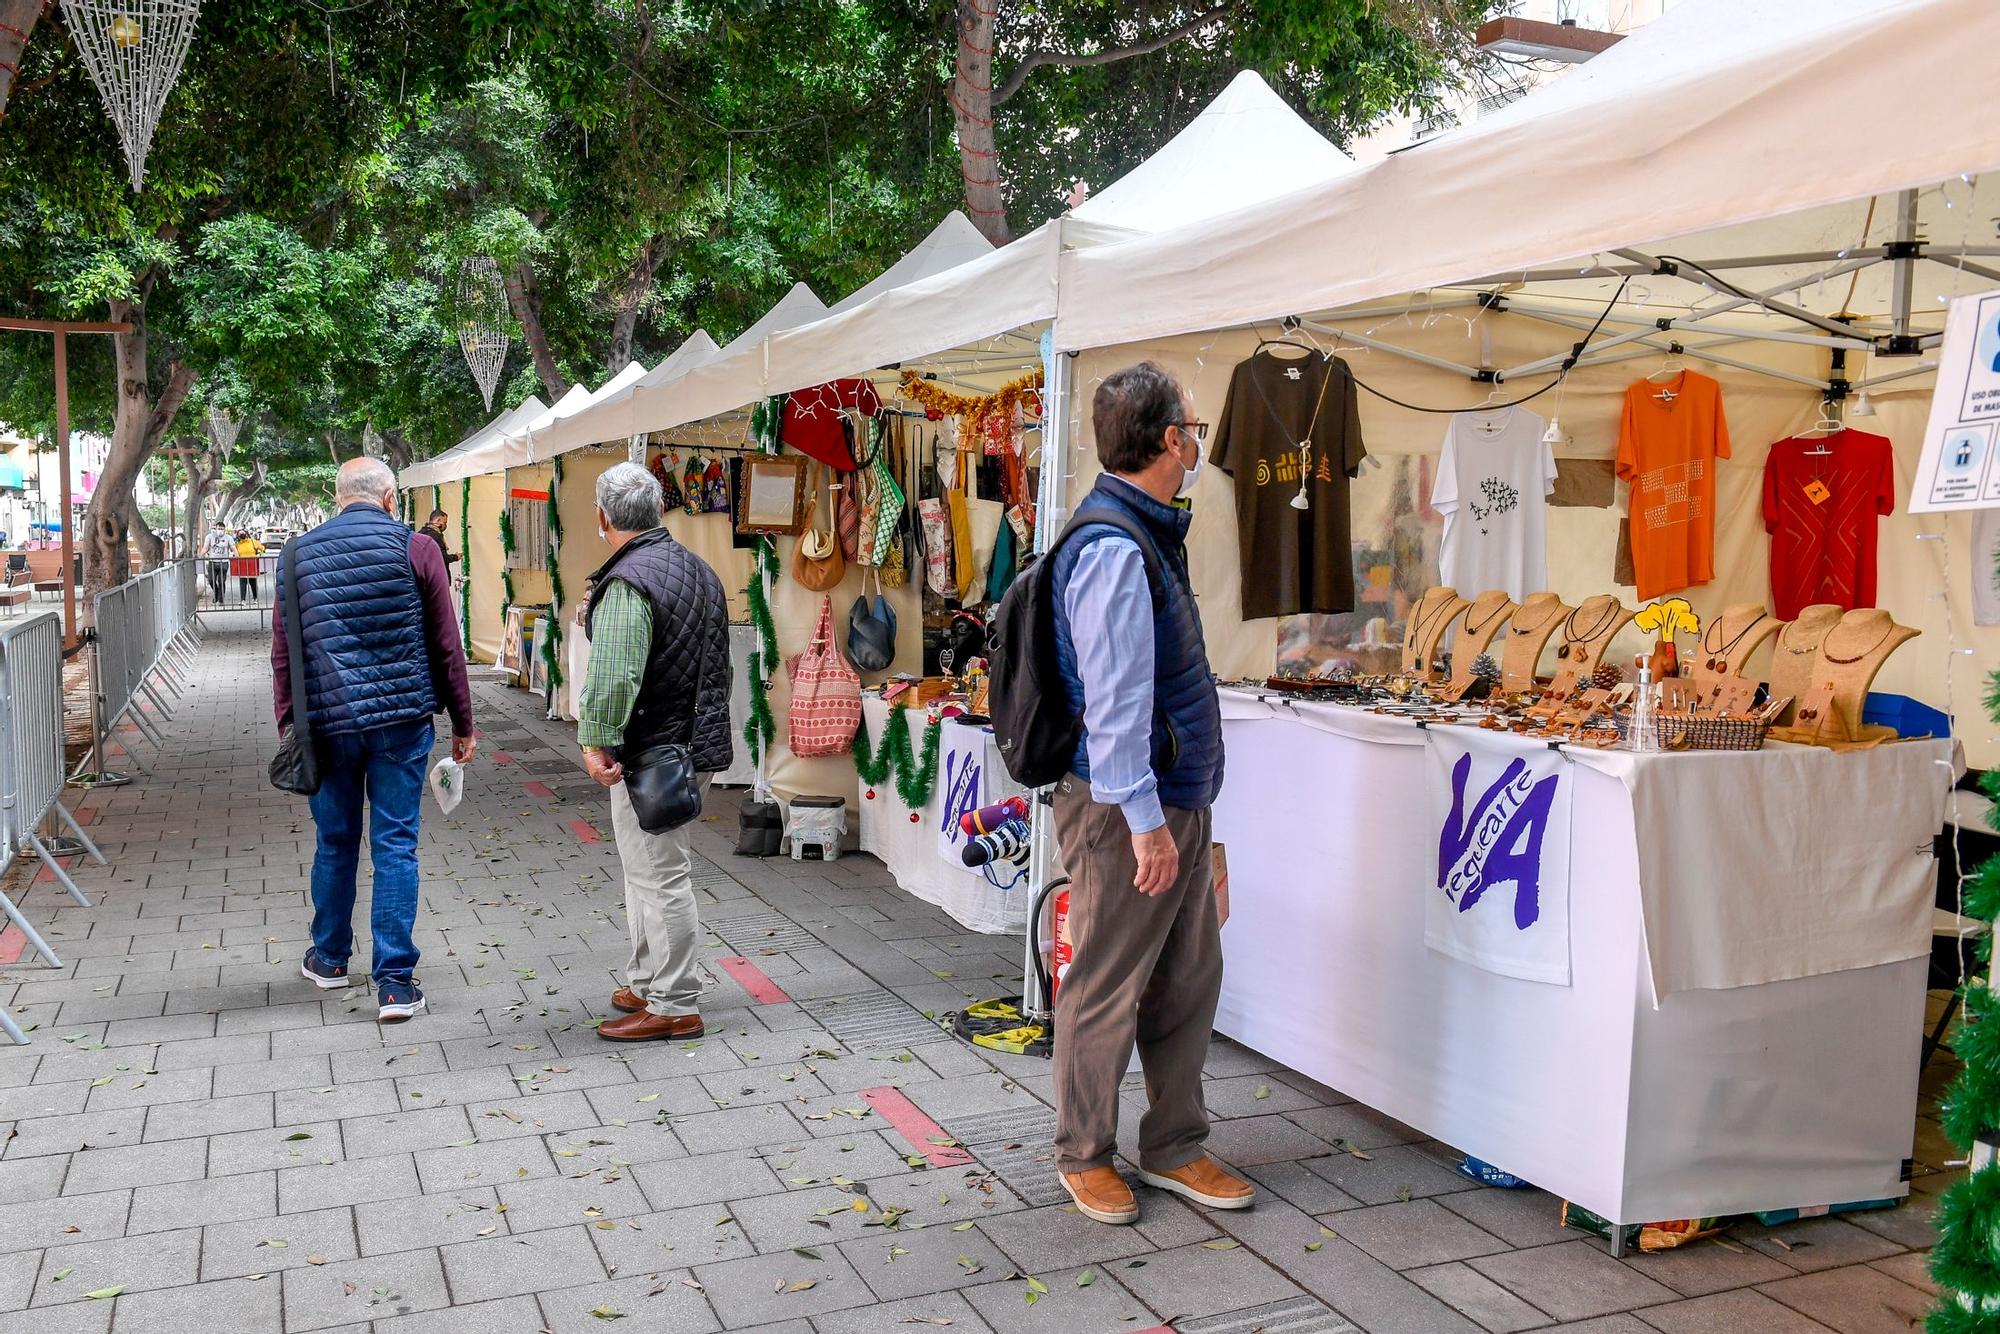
[738,455,810,536]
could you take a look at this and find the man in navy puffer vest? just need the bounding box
[273,458,476,1023]
[1047,362,1251,1227]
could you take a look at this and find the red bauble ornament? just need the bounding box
[864,788,875,800]
[908,812,920,824]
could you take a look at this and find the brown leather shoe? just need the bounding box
[1058,1166,1139,1225]
[1137,1156,1255,1209]
[597,1010,705,1042]
[610,987,645,1013]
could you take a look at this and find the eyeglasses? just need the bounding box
[1176,421,1209,445]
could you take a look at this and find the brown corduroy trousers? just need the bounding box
[1051,776,1222,1175]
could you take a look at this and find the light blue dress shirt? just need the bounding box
[1062,535,1164,834]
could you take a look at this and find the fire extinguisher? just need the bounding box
[1029,876,1073,1020]
[1050,887,1073,1002]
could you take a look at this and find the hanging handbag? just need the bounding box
[788,595,862,756]
[619,608,713,834]
[268,541,321,796]
[847,568,897,674]
[793,463,846,591]
[682,456,706,516]
[835,454,862,562]
[649,451,684,512]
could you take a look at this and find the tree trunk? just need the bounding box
[82,295,195,611]
[218,460,268,524]
[605,236,666,378]
[183,433,226,551]
[123,491,162,570]
[504,261,570,400]
[381,427,412,476]
[953,0,1009,245]
[0,0,43,126]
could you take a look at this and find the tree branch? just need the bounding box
[503,260,571,400]
[991,3,1236,107]
[0,0,46,124]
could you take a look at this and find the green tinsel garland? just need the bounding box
[1931,683,2000,1328]
[541,457,565,694]
[458,477,472,654]
[849,707,943,808]
[498,504,516,626]
[742,537,780,760]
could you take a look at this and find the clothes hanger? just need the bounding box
[1254,315,1326,360]
[1647,343,1687,400]
[1800,397,1843,454]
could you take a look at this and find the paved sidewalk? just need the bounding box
[0,625,1950,1333]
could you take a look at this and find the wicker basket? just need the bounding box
[1613,713,1767,752]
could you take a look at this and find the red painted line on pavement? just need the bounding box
[523,781,554,798]
[567,819,602,844]
[33,857,73,885]
[0,927,27,965]
[858,1087,977,1168]
[72,806,97,826]
[493,750,513,766]
[715,956,792,1005]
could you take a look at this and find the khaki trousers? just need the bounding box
[1051,776,1222,1175]
[607,777,710,1017]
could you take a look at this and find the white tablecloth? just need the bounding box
[1213,690,1947,1225]
[855,697,1028,934]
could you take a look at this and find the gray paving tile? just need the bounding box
[691,1246,874,1327]
[1436,1186,1575,1248]
[200,1206,361,1279]
[1303,1142,1477,1206]
[104,1272,282,1331]
[337,1105,473,1159]
[279,1244,448,1330]
[142,1091,276,1142]
[376,1294,543,1334]
[1111,1238,1304,1321]
[1621,1233,1797,1297]
[439,1224,608,1303]
[61,1137,205,1195]
[0,1154,69,1204]
[667,1102,809,1155]
[534,1271,722,1333]
[1410,1260,1554,1332]
[1326,1199,1512,1270]
[976,1202,1157,1273]
[1635,1287,1836,1333]
[128,1171,275,1234]
[353,1188,502,1256]
[1470,1241,1678,1323]
[1753,1264,1930,1333]
[633,1151,787,1210]
[205,1119,344,1175]
[837,1216,1014,1302]
[31,1227,200,1305]
[412,1135,557,1193]
[1738,1216,1906,1274]
[277,1153,419,1214]
[0,1303,111,1334]
[962,1264,1156,1333]
[815,1290,997,1333]
[490,1164,649,1234]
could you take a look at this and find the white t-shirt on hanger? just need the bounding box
[1429,406,1557,601]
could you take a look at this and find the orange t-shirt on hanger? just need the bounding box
[1615,370,1731,601]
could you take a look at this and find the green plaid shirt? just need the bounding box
[577,580,652,748]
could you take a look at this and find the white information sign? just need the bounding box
[1909,289,2000,512]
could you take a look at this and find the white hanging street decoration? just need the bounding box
[456,256,511,411]
[64,0,204,193]
[202,403,241,456]
[360,420,384,459]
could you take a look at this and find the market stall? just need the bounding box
[1213,688,1950,1224]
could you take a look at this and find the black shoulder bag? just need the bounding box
[268,542,321,796]
[620,600,710,834]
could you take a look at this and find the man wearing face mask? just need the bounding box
[1045,361,1247,1226]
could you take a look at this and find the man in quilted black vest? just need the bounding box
[273,458,476,1024]
[578,462,732,1041]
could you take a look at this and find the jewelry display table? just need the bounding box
[855,697,1028,935]
[1212,687,1952,1226]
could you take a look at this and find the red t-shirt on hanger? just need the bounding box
[1760,427,1895,619]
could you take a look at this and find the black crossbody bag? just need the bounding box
[620,607,711,834]
[268,542,321,796]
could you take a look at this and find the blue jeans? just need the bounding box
[308,717,434,985]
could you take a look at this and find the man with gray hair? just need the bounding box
[578,461,732,1041]
[273,457,476,1023]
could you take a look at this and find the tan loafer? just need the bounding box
[1137,1156,1255,1209]
[1059,1165,1140,1225]
[597,1010,705,1042]
[611,987,645,1013]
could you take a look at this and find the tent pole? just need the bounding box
[1297,319,1485,379]
[1854,361,1938,392]
[1494,296,1872,351]
[1928,255,2000,287]
[1021,338,1074,1027]
[1465,248,1872,287]
[1502,303,1831,391]
[1891,189,1920,340]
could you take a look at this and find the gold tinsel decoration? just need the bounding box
[897,368,1043,435]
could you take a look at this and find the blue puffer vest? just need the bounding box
[1050,475,1224,810]
[288,503,437,737]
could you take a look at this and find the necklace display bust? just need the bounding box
[1401,587,1469,681]
[1501,592,1568,692]
[1553,593,1633,679]
[1449,589,1518,686]
[1812,608,1919,740]
[1687,603,1780,680]
[1768,603,1842,725]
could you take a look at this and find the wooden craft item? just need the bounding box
[1449,590,1517,685]
[1437,677,1477,704]
[1501,592,1568,692]
[1780,683,1843,743]
[1551,594,1634,679]
[1401,587,1469,680]
[1766,604,1842,725]
[1526,671,1582,722]
[893,676,957,710]
[1701,675,1759,717]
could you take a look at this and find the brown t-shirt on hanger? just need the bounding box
[1210,350,1368,619]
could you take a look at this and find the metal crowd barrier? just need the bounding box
[190,552,279,621]
[85,562,204,785]
[0,611,108,1044]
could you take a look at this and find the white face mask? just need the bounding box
[1179,453,1202,498]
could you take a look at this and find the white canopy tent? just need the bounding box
[526,331,726,458]
[520,360,646,463]
[401,394,547,490]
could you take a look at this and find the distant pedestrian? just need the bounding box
[232,529,265,601]
[577,462,732,1042]
[272,458,477,1023]
[1046,361,1247,1224]
[419,508,460,566]
[202,527,231,604]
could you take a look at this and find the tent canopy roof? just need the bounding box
[1052,0,2000,357]
[403,395,547,489]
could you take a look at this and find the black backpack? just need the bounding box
[987,508,1162,787]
